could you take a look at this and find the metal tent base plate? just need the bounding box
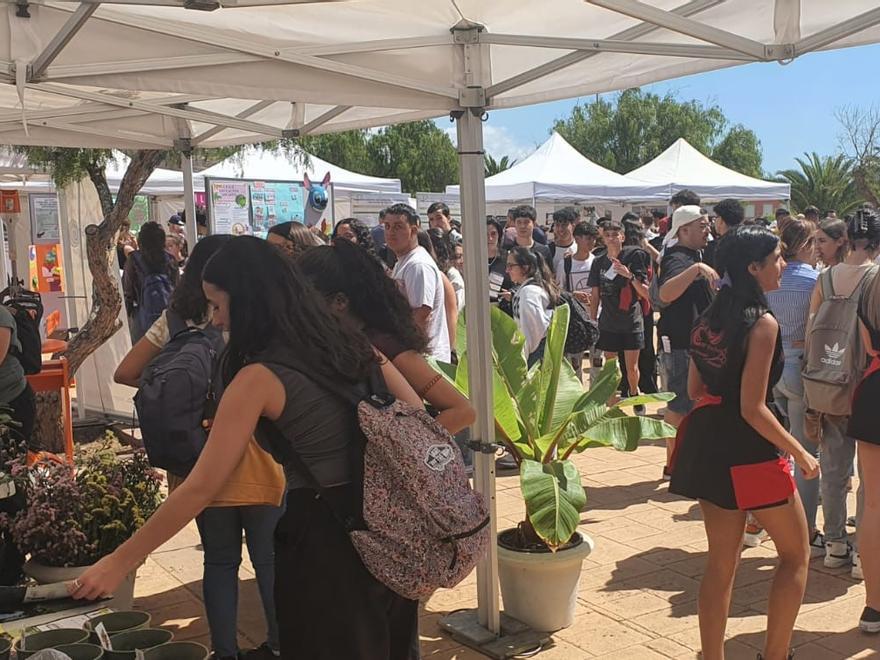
[439,610,552,659]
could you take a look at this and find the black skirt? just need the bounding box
[849,364,880,445]
[669,402,794,511]
[274,486,420,660]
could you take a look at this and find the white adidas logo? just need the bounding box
[821,342,846,367]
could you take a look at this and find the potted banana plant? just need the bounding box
[438,305,675,632]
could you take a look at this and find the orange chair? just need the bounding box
[26,357,74,466]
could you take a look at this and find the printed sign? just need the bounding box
[209,181,251,236]
[29,194,60,243]
[28,243,64,293]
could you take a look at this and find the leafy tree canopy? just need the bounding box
[553,88,764,177]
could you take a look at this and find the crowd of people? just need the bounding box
[47,195,880,660]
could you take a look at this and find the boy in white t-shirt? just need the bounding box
[385,204,451,362]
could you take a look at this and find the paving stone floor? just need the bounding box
[133,438,876,658]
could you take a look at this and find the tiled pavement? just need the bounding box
[133,438,877,658]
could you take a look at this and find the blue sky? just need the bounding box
[453,42,880,175]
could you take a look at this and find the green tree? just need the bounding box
[553,88,762,175]
[294,130,372,173]
[711,125,763,178]
[366,120,458,194]
[485,154,517,176]
[776,152,863,215]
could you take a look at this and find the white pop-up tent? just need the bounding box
[200,148,401,194]
[627,137,791,201]
[447,131,668,202]
[2,0,880,644]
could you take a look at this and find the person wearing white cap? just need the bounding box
[657,205,719,479]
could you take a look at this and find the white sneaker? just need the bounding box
[824,540,853,569]
[852,552,864,580]
[743,525,768,548]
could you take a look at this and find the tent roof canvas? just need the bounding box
[447,131,667,201]
[1,1,879,149]
[198,149,402,194]
[626,138,791,201]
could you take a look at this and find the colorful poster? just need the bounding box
[250,181,305,235]
[1,190,21,214]
[195,192,207,207]
[29,194,60,243]
[28,243,64,293]
[209,180,251,235]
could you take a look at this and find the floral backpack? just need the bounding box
[257,361,490,601]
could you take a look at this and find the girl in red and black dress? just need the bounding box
[668,226,820,660]
[845,208,880,634]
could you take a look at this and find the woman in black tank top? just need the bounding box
[668,226,819,660]
[71,237,421,660]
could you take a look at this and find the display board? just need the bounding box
[29,193,60,243]
[205,177,334,238]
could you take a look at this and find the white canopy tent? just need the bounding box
[2,0,880,642]
[626,137,792,200]
[446,131,668,201]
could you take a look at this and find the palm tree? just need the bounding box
[777,152,863,216]
[485,154,517,176]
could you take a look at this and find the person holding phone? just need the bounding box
[588,219,650,402]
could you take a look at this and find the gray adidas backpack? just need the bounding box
[802,265,876,416]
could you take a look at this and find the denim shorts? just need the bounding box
[662,349,693,415]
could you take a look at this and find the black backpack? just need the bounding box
[135,311,225,476]
[559,255,599,353]
[4,291,43,375]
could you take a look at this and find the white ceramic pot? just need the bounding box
[497,530,595,632]
[23,560,138,610]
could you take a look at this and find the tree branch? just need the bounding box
[85,161,114,219]
[63,150,165,378]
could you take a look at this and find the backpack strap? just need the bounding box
[819,268,835,299]
[165,309,189,339]
[564,254,573,292]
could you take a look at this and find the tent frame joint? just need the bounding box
[459,87,486,109]
[174,137,193,155]
[282,128,300,138]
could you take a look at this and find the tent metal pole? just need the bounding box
[181,150,198,253]
[456,108,500,635]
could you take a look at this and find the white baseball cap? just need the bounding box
[663,205,704,248]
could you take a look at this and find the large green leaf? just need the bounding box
[490,306,527,395]
[579,416,677,452]
[520,459,586,550]
[572,358,622,412]
[492,368,525,446]
[456,307,468,359]
[537,304,569,436]
[548,358,586,436]
[617,393,675,407]
[516,367,544,452]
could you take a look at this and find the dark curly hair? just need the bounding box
[427,228,454,274]
[333,217,378,257]
[169,234,233,323]
[297,240,430,355]
[202,237,376,385]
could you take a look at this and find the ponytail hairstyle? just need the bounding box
[705,225,779,335]
[427,228,454,274]
[138,221,168,273]
[846,205,880,254]
[508,246,561,306]
[297,240,429,354]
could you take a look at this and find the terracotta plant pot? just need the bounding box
[14,628,90,658]
[54,643,105,659]
[497,529,595,632]
[104,628,174,659]
[84,611,152,645]
[143,641,210,660]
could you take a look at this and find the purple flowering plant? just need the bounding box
[0,434,164,567]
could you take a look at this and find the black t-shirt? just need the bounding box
[658,246,714,349]
[702,239,718,270]
[587,246,649,334]
[488,252,512,302]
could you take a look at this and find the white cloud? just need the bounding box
[442,123,535,163]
